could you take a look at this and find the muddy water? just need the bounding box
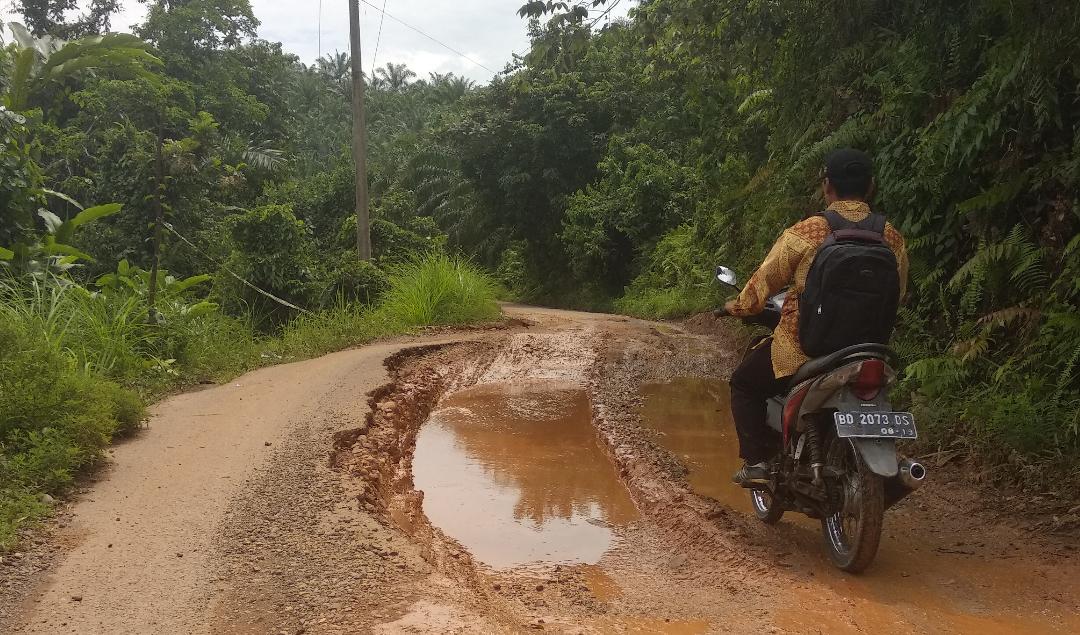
[412,382,638,570]
[640,378,1080,634]
[639,378,755,514]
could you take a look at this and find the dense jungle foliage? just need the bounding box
[2,0,1078,544]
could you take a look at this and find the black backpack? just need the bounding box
[798,210,900,358]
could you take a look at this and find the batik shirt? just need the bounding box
[729,200,909,378]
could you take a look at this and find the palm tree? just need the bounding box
[315,50,351,95]
[408,146,491,250]
[374,62,416,92]
[316,50,349,82]
[428,72,476,104]
[2,22,160,112]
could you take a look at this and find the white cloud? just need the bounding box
[1,0,636,83]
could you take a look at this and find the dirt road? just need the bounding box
[2,305,1078,634]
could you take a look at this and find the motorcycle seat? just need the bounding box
[790,343,898,386]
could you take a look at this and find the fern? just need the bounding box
[949,225,1047,312]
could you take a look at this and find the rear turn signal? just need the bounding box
[851,359,885,401]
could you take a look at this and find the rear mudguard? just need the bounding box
[850,438,899,477]
[798,374,901,478]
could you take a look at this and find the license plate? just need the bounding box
[834,411,917,439]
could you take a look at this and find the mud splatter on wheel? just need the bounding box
[821,436,884,573]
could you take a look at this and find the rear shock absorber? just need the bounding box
[805,419,825,486]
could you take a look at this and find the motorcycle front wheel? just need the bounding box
[820,437,884,573]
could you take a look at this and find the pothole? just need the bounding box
[638,378,750,514]
[412,381,638,570]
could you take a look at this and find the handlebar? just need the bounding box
[714,306,781,331]
[713,287,787,331]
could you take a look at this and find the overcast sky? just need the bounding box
[1,1,637,83]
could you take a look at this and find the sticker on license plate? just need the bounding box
[834,411,918,439]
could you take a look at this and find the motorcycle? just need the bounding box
[714,265,927,572]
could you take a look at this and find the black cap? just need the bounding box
[824,148,873,186]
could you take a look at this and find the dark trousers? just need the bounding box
[730,339,790,464]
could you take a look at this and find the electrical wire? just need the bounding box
[508,1,631,66]
[371,0,388,79]
[589,0,625,28]
[163,222,312,315]
[356,0,497,74]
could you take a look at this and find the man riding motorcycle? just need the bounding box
[724,149,909,486]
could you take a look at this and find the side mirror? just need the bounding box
[715,266,739,288]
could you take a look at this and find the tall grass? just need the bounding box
[376,253,501,327]
[277,301,389,358]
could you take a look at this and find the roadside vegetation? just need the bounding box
[0,250,498,549]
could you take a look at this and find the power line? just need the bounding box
[163,222,312,315]
[508,1,632,67]
[589,0,625,28]
[356,0,497,75]
[371,0,388,79]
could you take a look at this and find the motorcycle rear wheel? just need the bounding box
[820,437,884,573]
[750,488,785,524]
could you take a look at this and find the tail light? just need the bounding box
[851,359,885,400]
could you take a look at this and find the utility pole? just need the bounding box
[349,0,372,261]
[147,123,165,323]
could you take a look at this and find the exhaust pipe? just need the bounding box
[899,459,927,491]
[884,458,928,510]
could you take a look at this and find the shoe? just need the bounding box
[733,462,770,487]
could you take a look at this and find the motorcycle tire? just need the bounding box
[750,488,785,524]
[820,437,884,573]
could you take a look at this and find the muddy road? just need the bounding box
[2,305,1078,634]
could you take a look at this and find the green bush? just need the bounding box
[0,317,144,546]
[0,488,44,552]
[219,204,323,326]
[277,302,389,359]
[174,310,263,384]
[614,224,722,319]
[324,256,391,306]
[337,216,446,266]
[0,320,144,480]
[376,253,501,327]
[615,286,717,320]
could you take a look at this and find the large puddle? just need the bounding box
[412,382,638,570]
[639,378,752,514]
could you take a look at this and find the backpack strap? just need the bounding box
[817,210,887,243]
[817,209,854,231]
[854,213,887,235]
